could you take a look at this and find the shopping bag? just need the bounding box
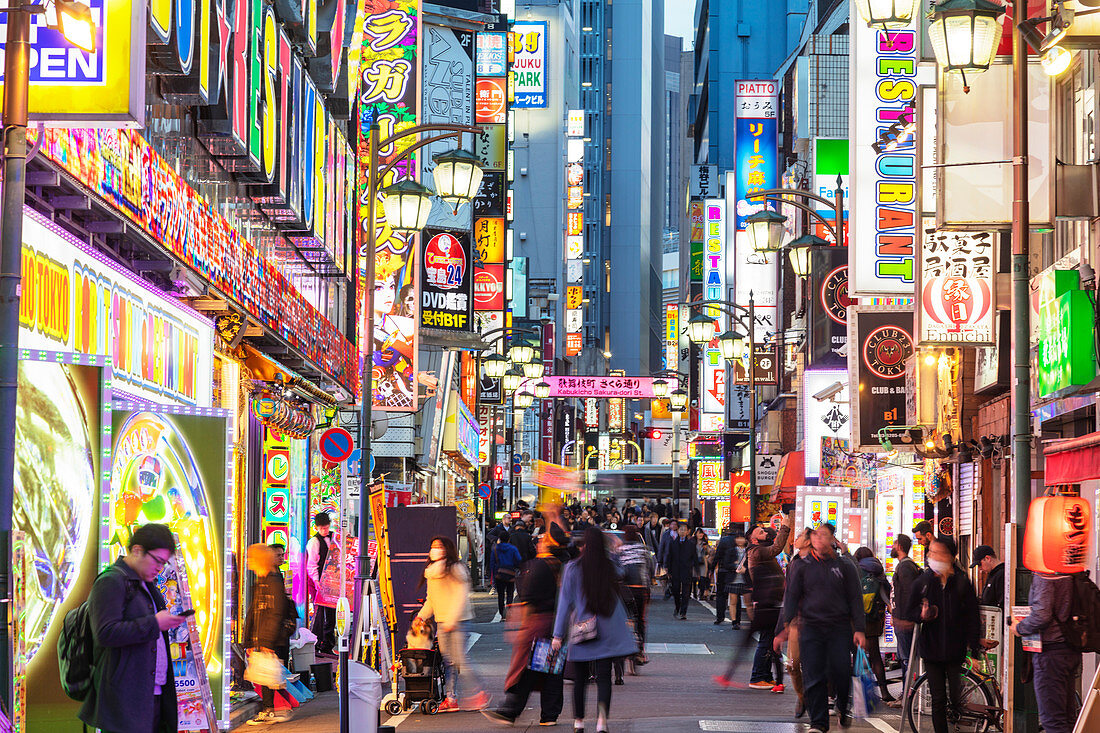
[528,637,567,674]
[244,650,287,689]
[850,648,880,718]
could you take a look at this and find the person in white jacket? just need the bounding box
[416,536,490,713]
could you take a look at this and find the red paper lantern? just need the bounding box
[1023,495,1092,575]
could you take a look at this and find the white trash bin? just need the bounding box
[348,662,383,733]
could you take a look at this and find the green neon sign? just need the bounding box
[1036,270,1098,397]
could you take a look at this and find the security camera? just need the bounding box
[812,381,845,402]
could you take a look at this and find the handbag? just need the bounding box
[850,648,880,718]
[528,637,567,674]
[568,613,598,645]
[244,649,287,689]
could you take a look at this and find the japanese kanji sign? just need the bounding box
[511,21,548,108]
[518,376,675,399]
[733,81,778,231]
[919,229,997,345]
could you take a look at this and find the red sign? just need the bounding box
[565,333,582,356]
[319,427,355,463]
[475,78,507,124]
[425,232,468,290]
[474,264,504,310]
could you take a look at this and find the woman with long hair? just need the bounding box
[693,528,714,600]
[552,526,637,733]
[415,536,490,712]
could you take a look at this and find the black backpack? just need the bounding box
[1057,571,1100,653]
[57,569,136,701]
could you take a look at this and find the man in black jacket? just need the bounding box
[776,522,865,732]
[665,524,697,619]
[508,520,536,562]
[971,545,1005,609]
[80,523,186,733]
[890,533,922,683]
[901,536,989,733]
[713,524,738,625]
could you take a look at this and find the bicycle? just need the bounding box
[904,652,1003,733]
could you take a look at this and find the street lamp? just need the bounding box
[509,339,536,364]
[522,360,545,379]
[927,0,1005,77]
[502,367,524,393]
[483,353,509,379]
[717,330,745,362]
[514,390,534,409]
[534,381,551,399]
[651,378,670,399]
[744,208,788,254]
[431,149,485,209]
[669,388,688,411]
[380,180,435,231]
[853,0,920,29]
[786,233,831,279]
[686,313,717,344]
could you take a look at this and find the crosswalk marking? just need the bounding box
[647,642,712,654]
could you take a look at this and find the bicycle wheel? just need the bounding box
[905,670,997,733]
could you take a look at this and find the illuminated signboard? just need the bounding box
[665,304,678,371]
[919,229,996,345]
[511,21,548,108]
[35,127,352,390]
[0,0,145,123]
[476,31,507,76]
[567,109,585,137]
[518,376,676,399]
[733,81,778,230]
[421,231,474,332]
[701,199,725,432]
[475,77,507,124]
[445,398,481,466]
[474,264,505,311]
[474,217,506,263]
[696,461,727,498]
[356,0,421,411]
[1035,270,1098,397]
[850,16,919,296]
[17,208,214,407]
[803,370,851,479]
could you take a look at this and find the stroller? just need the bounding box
[384,648,446,715]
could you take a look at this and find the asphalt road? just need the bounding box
[240,590,906,732]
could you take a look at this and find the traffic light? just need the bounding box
[640,427,663,440]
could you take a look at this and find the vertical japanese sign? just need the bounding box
[665,304,678,371]
[690,202,705,282]
[540,323,556,460]
[918,230,996,345]
[809,247,851,368]
[850,19,919,296]
[849,306,915,449]
[565,99,584,357]
[422,25,474,229]
[701,200,726,432]
[511,21,548,108]
[356,0,421,412]
[262,427,292,548]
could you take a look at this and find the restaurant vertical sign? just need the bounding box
[355,0,421,411]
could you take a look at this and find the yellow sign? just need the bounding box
[0,0,146,124]
[567,285,583,309]
[474,218,506,263]
[368,484,395,630]
[455,498,478,521]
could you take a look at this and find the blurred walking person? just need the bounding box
[853,546,894,702]
[483,528,568,726]
[618,524,654,664]
[889,533,921,699]
[305,512,337,657]
[693,529,714,601]
[552,527,637,733]
[244,544,297,725]
[665,523,697,619]
[490,536,522,619]
[416,536,490,712]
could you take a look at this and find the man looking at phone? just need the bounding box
[80,523,187,733]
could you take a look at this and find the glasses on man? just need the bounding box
[147,551,172,568]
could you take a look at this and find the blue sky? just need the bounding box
[665,0,697,50]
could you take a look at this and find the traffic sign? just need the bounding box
[478,483,492,500]
[512,461,522,474]
[320,427,355,463]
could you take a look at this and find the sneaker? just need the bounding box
[539,720,558,726]
[270,710,291,723]
[749,680,774,690]
[839,712,853,728]
[481,709,516,725]
[463,691,492,711]
[437,698,460,713]
[712,675,748,690]
[714,619,724,625]
[679,613,687,620]
[248,711,274,725]
[771,683,785,694]
[730,623,741,630]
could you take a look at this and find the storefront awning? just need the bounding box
[1044,431,1100,485]
[769,451,805,503]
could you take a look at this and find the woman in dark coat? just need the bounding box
[854,546,895,702]
[244,543,297,724]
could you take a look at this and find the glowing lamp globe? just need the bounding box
[380,180,434,232]
[483,353,508,379]
[744,209,788,254]
[928,0,1005,76]
[686,313,717,344]
[432,149,485,207]
[854,0,920,29]
[651,378,670,398]
[1023,495,1092,575]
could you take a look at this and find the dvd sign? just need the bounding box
[421,230,474,332]
[474,265,504,310]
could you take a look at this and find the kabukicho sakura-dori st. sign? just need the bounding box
[519,376,679,399]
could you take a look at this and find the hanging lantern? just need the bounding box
[1023,493,1092,575]
[651,378,670,398]
[854,0,921,29]
[669,388,688,411]
[534,381,551,399]
[686,313,717,344]
[380,180,435,232]
[927,0,1005,77]
[502,367,524,393]
[482,353,509,379]
[432,149,486,207]
[744,209,788,254]
[514,390,534,409]
[787,234,830,279]
[523,360,545,379]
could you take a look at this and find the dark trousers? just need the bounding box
[800,624,853,731]
[624,585,650,647]
[1032,644,1082,733]
[311,604,336,652]
[499,669,564,723]
[923,660,964,733]
[715,571,729,620]
[749,606,782,684]
[495,577,515,617]
[895,626,914,681]
[670,574,691,615]
[572,658,613,720]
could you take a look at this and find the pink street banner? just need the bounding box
[519,376,679,399]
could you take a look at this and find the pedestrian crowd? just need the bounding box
[67,500,1093,733]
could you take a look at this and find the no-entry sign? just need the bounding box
[320,427,354,463]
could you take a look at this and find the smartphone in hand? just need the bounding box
[178,609,196,618]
